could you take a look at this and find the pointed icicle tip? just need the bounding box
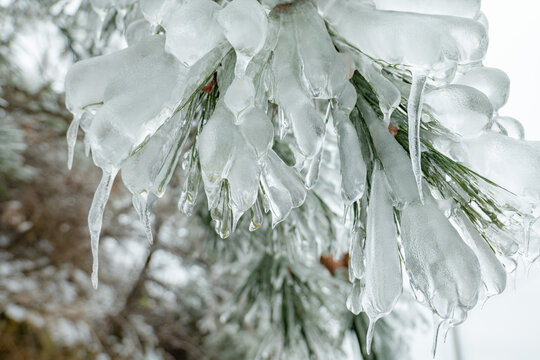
[366,315,380,355]
[407,71,428,204]
[431,314,450,358]
[88,168,118,289]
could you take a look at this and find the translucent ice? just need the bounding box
[424,84,493,138]
[162,0,225,67]
[495,116,524,139]
[453,67,510,111]
[318,0,487,78]
[238,107,274,158]
[88,168,118,289]
[224,76,255,119]
[371,0,481,19]
[217,0,268,74]
[349,230,365,282]
[407,72,427,202]
[290,0,348,99]
[455,132,540,201]
[400,195,481,330]
[346,280,364,315]
[140,0,178,26]
[454,211,506,298]
[362,163,402,353]
[261,151,307,226]
[333,110,367,204]
[357,97,421,206]
[271,10,325,159]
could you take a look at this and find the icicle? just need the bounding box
[88,167,118,289]
[132,192,155,245]
[366,315,378,355]
[178,150,202,216]
[66,114,81,169]
[249,197,263,231]
[210,180,233,239]
[362,163,402,353]
[277,106,289,139]
[407,71,428,203]
[431,315,450,358]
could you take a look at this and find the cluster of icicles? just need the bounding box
[65,0,540,355]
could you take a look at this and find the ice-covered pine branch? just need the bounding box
[65,0,540,357]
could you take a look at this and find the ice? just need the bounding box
[349,230,365,282]
[161,0,225,67]
[400,195,481,349]
[66,36,181,168]
[362,163,402,353]
[238,108,274,159]
[317,0,487,79]
[217,0,268,75]
[178,147,202,216]
[290,0,348,99]
[198,103,238,207]
[455,132,540,201]
[495,116,524,139]
[249,197,264,231]
[357,97,421,206]
[121,111,191,240]
[407,72,427,203]
[423,84,493,138]
[261,151,307,226]
[223,76,255,119]
[227,146,260,219]
[454,211,507,298]
[125,19,152,46]
[271,9,325,159]
[66,114,80,170]
[353,53,400,124]
[346,280,363,315]
[454,67,510,111]
[140,0,178,27]
[334,110,367,204]
[88,168,118,289]
[371,0,481,19]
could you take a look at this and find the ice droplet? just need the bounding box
[407,71,428,203]
[346,280,363,315]
[132,191,155,245]
[349,230,365,282]
[88,167,118,289]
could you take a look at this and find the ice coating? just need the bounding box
[224,76,255,119]
[353,52,400,124]
[453,67,510,111]
[289,0,348,99]
[423,84,493,138]
[140,0,179,27]
[453,211,507,298]
[372,0,481,19]
[362,163,402,353]
[333,110,367,204]
[271,9,325,160]
[407,72,427,202]
[161,0,225,67]
[217,0,268,75]
[317,0,488,82]
[357,97,421,206]
[348,230,365,282]
[400,195,481,341]
[495,116,525,139]
[261,151,307,226]
[346,280,364,315]
[125,19,153,46]
[455,132,540,201]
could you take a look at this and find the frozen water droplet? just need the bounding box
[346,280,363,315]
